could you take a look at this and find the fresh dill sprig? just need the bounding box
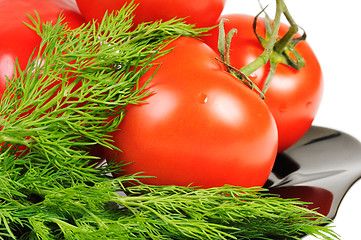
[1,179,339,240]
[0,3,339,240]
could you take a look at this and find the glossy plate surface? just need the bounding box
[265,126,361,219]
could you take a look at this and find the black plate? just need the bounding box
[264,126,361,219]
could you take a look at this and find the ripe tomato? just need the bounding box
[104,37,278,188]
[75,0,226,28]
[203,14,323,152]
[0,0,85,98]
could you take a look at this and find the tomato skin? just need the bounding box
[203,14,323,152]
[75,0,226,28]
[0,0,85,98]
[104,37,278,188]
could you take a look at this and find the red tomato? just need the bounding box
[75,0,226,28]
[203,14,323,152]
[104,37,278,188]
[0,0,85,98]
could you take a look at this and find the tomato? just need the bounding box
[75,0,226,28]
[0,0,85,98]
[202,14,323,152]
[104,37,278,188]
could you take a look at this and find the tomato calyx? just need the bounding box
[215,54,266,99]
[215,19,266,99]
[216,0,306,97]
[253,3,306,93]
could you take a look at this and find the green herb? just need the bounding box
[0,3,339,240]
[2,178,339,240]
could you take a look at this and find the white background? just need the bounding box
[222,0,361,239]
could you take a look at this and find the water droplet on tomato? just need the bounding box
[249,73,257,81]
[306,101,312,108]
[198,93,208,104]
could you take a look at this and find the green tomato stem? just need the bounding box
[239,0,284,77]
[239,0,305,95]
[274,2,299,53]
[216,0,306,98]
